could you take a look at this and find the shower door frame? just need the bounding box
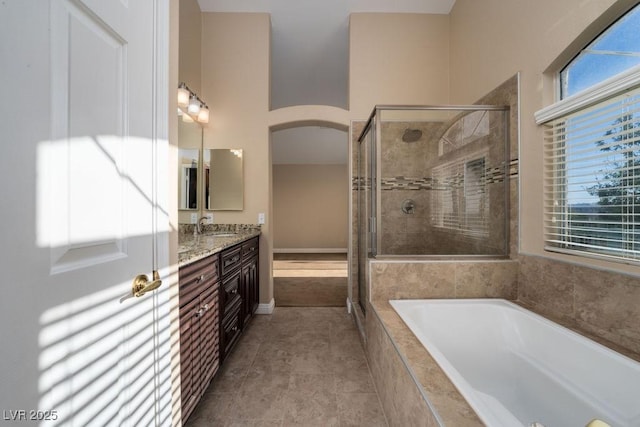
[357,115,378,314]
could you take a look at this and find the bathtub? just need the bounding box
[389,299,640,427]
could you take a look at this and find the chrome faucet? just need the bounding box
[197,216,208,234]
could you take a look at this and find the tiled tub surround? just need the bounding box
[519,254,640,358]
[370,260,518,302]
[368,302,482,427]
[366,259,517,426]
[390,299,640,427]
[178,224,261,266]
[365,257,640,426]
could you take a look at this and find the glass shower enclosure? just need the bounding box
[354,105,510,312]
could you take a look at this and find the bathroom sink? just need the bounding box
[177,245,192,254]
[210,233,238,237]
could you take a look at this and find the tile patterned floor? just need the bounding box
[186,307,388,427]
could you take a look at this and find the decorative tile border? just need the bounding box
[368,158,520,191]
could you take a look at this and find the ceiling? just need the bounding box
[197,0,456,164]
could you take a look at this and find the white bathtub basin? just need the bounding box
[389,299,640,427]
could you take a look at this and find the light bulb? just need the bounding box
[177,84,189,106]
[197,106,209,123]
[188,94,200,115]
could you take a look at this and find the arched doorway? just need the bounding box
[270,122,349,306]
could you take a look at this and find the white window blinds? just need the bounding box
[540,85,640,263]
[431,154,489,237]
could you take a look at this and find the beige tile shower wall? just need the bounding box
[378,121,435,255]
[377,76,519,257]
[474,75,520,258]
[380,189,432,255]
[519,254,640,355]
[370,260,518,304]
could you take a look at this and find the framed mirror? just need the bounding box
[178,110,203,211]
[204,149,243,210]
[178,149,199,210]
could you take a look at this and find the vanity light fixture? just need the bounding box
[177,82,190,107]
[197,105,209,123]
[178,82,210,124]
[187,94,200,115]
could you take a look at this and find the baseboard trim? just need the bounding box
[273,248,347,254]
[255,298,275,314]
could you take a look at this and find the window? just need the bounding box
[561,5,640,99]
[536,4,640,264]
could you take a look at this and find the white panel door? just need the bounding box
[0,1,171,426]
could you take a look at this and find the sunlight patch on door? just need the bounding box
[37,136,128,274]
[37,280,172,426]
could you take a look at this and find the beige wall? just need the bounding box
[200,13,273,302]
[449,0,640,276]
[349,13,450,118]
[178,0,201,93]
[273,164,348,250]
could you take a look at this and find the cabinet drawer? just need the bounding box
[221,268,241,312]
[241,237,259,261]
[221,300,241,358]
[220,245,241,276]
[179,255,219,307]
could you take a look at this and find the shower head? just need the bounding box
[402,128,422,143]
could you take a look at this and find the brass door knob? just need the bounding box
[132,270,163,297]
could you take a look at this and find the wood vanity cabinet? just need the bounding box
[179,234,260,423]
[241,237,259,327]
[219,236,260,361]
[179,254,220,424]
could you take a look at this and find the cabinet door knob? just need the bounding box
[202,303,209,311]
[195,308,204,318]
[196,274,205,283]
[231,289,238,294]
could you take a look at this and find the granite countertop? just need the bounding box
[178,230,261,267]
